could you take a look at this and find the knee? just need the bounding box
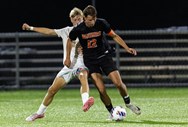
[114,82,124,89]
[47,87,57,95]
[79,70,88,79]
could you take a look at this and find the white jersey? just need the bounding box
[54,26,87,83]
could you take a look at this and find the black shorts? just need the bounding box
[84,55,118,76]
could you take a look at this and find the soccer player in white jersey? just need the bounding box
[22,7,94,122]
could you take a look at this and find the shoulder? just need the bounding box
[74,22,85,29]
[56,26,73,32]
[54,26,74,37]
[95,18,110,28]
[71,22,85,32]
[61,26,74,31]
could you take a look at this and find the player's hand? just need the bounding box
[64,58,71,68]
[126,48,137,56]
[22,23,31,31]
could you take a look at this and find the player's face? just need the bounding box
[71,15,83,26]
[84,15,96,28]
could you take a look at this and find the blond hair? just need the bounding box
[69,7,83,18]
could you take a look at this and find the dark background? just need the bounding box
[0,0,188,32]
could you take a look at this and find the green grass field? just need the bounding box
[0,87,188,127]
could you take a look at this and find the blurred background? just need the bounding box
[1,0,188,32]
[1,0,188,89]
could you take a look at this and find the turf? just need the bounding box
[0,87,188,127]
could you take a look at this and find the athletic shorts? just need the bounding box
[84,55,118,76]
[56,65,88,83]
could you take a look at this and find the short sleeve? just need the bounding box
[101,19,111,34]
[69,27,78,41]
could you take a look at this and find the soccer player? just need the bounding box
[22,7,94,122]
[64,5,141,119]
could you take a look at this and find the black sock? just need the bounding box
[106,103,113,113]
[123,95,130,104]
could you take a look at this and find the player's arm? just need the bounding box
[22,23,57,36]
[64,38,72,68]
[107,29,137,56]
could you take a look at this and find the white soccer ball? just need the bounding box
[111,106,126,121]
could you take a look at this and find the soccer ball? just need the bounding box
[111,106,126,121]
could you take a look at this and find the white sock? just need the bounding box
[36,104,47,115]
[81,92,89,105]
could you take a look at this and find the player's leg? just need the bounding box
[25,77,66,121]
[100,55,141,115]
[108,70,141,115]
[76,68,94,112]
[78,69,89,94]
[26,67,72,122]
[84,59,114,113]
[91,73,113,113]
[108,70,128,97]
[42,77,66,106]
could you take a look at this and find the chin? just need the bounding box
[88,25,94,27]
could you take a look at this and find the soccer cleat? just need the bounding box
[126,104,141,115]
[25,113,45,122]
[82,97,94,112]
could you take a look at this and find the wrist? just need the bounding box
[29,26,34,31]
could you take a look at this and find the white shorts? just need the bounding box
[56,65,88,84]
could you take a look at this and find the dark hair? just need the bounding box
[83,5,97,17]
